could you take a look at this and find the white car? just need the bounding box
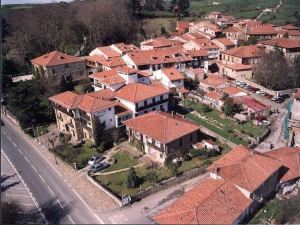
[271,96,278,101]
[262,120,271,126]
[255,90,265,96]
[88,156,105,166]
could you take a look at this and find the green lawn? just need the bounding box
[102,151,138,173]
[183,100,265,146]
[52,141,98,169]
[249,199,281,224]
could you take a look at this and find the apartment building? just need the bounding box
[124,111,200,163]
[31,51,88,87]
[183,39,220,60]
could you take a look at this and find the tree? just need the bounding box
[93,117,106,147]
[221,97,243,117]
[127,167,139,188]
[254,50,294,90]
[178,0,190,16]
[1,200,25,224]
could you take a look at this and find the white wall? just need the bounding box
[92,106,116,130]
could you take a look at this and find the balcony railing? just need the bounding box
[136,99,169,112]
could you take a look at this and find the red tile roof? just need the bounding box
[112,43,139,53]
[177,21,190,31]
[281,24,299,31]
[187,49,208,57]
[181,32,207,41]
[223,45,265,58]
[97,46,120,58]
[205,91,222,100]
[214,37,235,46]
[141,37,174,48]
[162,68,184,81]
[89,70,125,86]
[288,30,300,36]
[223,26,241,33]
[233,96,269,112]
[261,38,300,49]
[115,83,170,103]
[49,89,117,113]
[116,65,138,74]
[99,57,126,68]
[266,147,300,183]
[223,63,252,71]
[154,177,253,224]
[201,75,227,87]
[124,111,199,144]
[247,25,278,35]
[31,51,83,67]
[223,86,246,96]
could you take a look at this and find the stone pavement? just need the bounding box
[3,117,119,215]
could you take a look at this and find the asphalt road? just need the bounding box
[1,117,102,224]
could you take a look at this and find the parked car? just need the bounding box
[88,156,106,166]
[271,96,278,101]
[262,120,271,126]
[280,94,290,99]
[91,162,110,173]
[255,90,265,96]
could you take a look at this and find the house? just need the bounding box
[260,38,300,61]
[223,86,247,97]
[189,21,222,38]
[222,45,265,65]
[48,89,132,142]
[233,96,270,119]
[31,51,88,87]
[218,62,253,80]
[176,21,192,34]
[203,91,224,110]
[223,26,243,44]
[287,30,300,40]
[115,83,170,117]
[183,39,220,60]
[124,111,200,163]
[122,47,203,73]
[184,67,205,81]
[266,147,300,194]
[199,74,229,92]
[140,37,178,50]
[90,66,151,91]
[89,46,121,59]
[154,145,283,224]
[246,25,278,41]
[152,68,184,90]
[212,38,236,52]
[110,43,139,55]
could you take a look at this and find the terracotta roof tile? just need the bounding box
[261,38,300,49]
[124,111,199,144]
[201,75,227,87]
[96,46,120,58]
[162,68,184,81]
[115,83,169,103]
[223,86,246,96]
[223,26,241,33]
[214,37,235,46]
[223,63,252,71]
[223,45,265,58]
[141,37,174,48]
[31,51,83,67]
[89,70,125,86]
[48,91,82,110]
[205,91,222,100]
[233,96,269,112]
[247,25,278,35]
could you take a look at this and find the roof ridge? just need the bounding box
[133,83,138,102]
[239,162,252,191]
[70,91,80,108]
[163,114,168,143]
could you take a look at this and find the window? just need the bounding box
[144,100,147,106]
[152,98,155,103]
[190,135,193,141]
[65,64,69,68]
[108,107,111,111]
[160,95,163,101]
[179,138,183,146]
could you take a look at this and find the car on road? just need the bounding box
[88,156,106,166]
[255,90,266,96]
[90,162,110,173]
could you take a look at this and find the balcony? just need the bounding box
[55,105,74,117]
[136,99,169,112]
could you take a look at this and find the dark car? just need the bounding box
[91,162,110,173]
[280,94,290,99]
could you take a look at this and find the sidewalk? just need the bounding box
[2,115,119,215]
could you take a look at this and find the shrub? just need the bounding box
[208,149,221,157]
[127,167,139,188]
[59,133,71,144]
[203,159,212,166]
[145,170,158,183]
[189,148,202,158]
[183,153,192,161]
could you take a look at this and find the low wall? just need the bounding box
[1,107,21,127]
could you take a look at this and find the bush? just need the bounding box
[208,149,221,157]
[145,170,158,183]
[59,132,71,144]
[127,167,139,188]
[183,153,192,161]
[203,159,212,166]
[189,148,202,158]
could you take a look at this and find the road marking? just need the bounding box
[6,193,31,198]
[20,203,35,206]
[9,187,26,190]
[47,186,54,196]
[56,199,64,209]
[1,150,48,224]
[12,142,17,148]
[24,156,30,163]
[67,215,75,225]
[17,148,22,153]
[39,174,46,184]
[7,136,12,142]
[2,130,7,135]
[31,164,38,172]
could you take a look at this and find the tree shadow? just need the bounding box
[1,173,22,192]
[1,180,21,192]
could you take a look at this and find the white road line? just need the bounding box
[7,136,12,142]
[20,203,35,206]
[17,148,22,153]
[31,164,38,172]
[12,142,17,148]
[10,187,27,190]
[6,193,31,198]
[47,186,54,196]
[39,174,46,184]
[67,215,75,224]
[2,130,7,135]
[24,156,30,163]
[1,150,48,224]
[56,199,64,209]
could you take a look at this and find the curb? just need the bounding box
[86,175,122,207]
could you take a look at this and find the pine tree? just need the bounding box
[127,167,139,188]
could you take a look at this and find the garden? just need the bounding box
[182,100,266,146]
[94,142,230,198]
